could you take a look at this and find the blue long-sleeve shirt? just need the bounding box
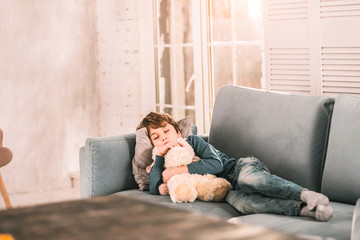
[149,135,236,195]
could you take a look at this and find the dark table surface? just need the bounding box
[0,194,304,240]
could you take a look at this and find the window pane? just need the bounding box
[156,107,194,122]
[176,47,195,107]
[174,0,193,43]
[157,0,172,44]
[211,0,231,42]
[157,46,172,105]
[157,106,173,116]
[213,46,233,96]
[236,45,262,88]
[177,109,195,123]
[234,0,262,41]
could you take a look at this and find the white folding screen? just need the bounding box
[319,0,360,96]
[263,0,360,96]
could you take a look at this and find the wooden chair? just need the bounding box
[0,128,12,209]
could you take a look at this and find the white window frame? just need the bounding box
[139,0,264,134]
[145,0,206,133]
[204,0,263,133]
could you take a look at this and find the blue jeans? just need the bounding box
[225,157,304,216]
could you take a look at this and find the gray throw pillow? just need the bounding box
[132,115,193,190]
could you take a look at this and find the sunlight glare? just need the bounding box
[248,0,261,19]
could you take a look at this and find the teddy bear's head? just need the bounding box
[164,145,194,168]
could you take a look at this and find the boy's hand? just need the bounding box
[146,161,154,174]
[154,142,180,157]
[162,165,189,183]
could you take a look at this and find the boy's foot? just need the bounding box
[300,205,334,222]
[316,205,334,222]
[300,190,329,210]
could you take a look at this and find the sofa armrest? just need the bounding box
[80,133,138,198]
[352,198,360,240]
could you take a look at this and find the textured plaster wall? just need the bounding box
[0,1,100,193]
[0,0,143,194]
[96,0,142,136]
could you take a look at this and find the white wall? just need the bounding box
[0,0,146,194]
[96,0,143,137]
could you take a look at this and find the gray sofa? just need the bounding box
[80,86,360,240]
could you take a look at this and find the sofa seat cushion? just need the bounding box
[114,189,242,219]
[228,201,354,240]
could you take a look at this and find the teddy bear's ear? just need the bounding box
[176,138,195,155]
[164,146,194,168]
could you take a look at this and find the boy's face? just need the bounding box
[149,122,181,147]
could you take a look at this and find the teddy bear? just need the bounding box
[153,138,232,203]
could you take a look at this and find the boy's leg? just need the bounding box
[226,190,301,216]
[226,190,333,221]
[234,157,303,200]
[234,157,330,210]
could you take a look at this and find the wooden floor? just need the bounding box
[0,186,80,210]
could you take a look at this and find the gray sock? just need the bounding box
[300,205,333,222]
[316,205,334,222]
[300,190,329,210]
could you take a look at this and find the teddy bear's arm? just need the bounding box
[159,183,169,195]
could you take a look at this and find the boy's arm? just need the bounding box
[162,165,189,183]
[149,155,165,195]
[186,135,224,175]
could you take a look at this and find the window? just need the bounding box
[208,0,263,126]
[210,0,263,94]
[142,0,360,134]
[154,0,197,123]
[150,0,263,133]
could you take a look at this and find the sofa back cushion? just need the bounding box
[209,86,334,192]
[322,94,360,204]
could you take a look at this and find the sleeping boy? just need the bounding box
[138,112,333,221]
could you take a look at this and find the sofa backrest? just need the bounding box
[209,86,334,192]
[322,94,360,204]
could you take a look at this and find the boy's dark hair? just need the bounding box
[137,112,180,135]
